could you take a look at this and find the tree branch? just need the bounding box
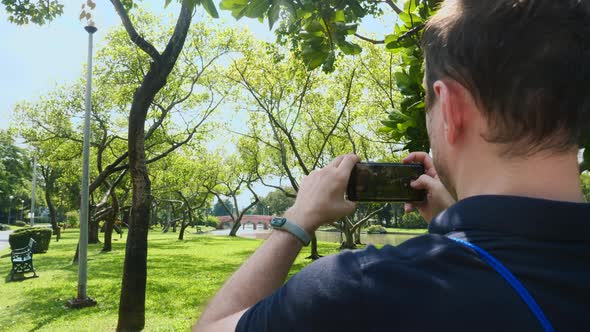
[312,68,356,170]
[354,33,384,44]
[384,0,402,14]
[109,0,161,62]
[351,204,388,232]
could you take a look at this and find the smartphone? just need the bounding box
[346,162,426,202]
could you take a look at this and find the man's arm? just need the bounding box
[194,154,360,332]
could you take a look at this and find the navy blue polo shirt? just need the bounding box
[236,195,590,332]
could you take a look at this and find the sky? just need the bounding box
[0,1,396,209]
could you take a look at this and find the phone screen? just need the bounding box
[346,163,426,202]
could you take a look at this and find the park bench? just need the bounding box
[10,238,38,281]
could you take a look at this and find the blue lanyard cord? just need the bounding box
[448,237,555,332]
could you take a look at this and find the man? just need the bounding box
[196,0,590,330]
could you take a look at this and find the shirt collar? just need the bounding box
[428,195,590,241]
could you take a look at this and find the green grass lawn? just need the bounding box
[0,229,341,332]
[384,227,428,235]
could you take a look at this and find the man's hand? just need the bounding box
[403,152,455,223]
[285,154,359,233]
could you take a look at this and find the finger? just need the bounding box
[410,174,438,190]
[337,154,360,173]
[345,200,358,211]
[328,155,346,168]
[403,152,435,172]
[404,202,414,213]
[426,168,437,178]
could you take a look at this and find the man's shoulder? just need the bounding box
[307,233,459,281]
[351,233,460,269]
[279,234,461,305]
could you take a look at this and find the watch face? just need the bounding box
[271,218,287,227]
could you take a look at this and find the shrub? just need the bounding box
[398,212,428,229]
[206,216,219,228]
[9,228,52,253]
[366,225,387,234]
[15,220,27,227]
[65,211,79,228]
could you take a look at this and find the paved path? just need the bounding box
[0,230,12,251]
[210,226,272,240]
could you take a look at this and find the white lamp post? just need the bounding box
[8,195,14,224]
[30,155,37,226]
[67,19,98,309]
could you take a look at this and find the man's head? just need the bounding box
[421,0,590,197]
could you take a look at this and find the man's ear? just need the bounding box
[433,80,467,145]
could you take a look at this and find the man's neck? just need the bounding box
[456,149,586,203]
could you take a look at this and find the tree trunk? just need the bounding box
[229,217,241,236]
[354,227,362,245]
[103,216,115,252]
[115,1,192,330]
[103,189,119,252]
[73,243,79,264]
[179,221,189,240]
[46,188,58,234]
[116,75,156,332]
[340,228,356,250]
[41,166,60,240]
[178,195,193,241]
[307,233,322,260]
[89,218,100,244]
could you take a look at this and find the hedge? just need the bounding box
[9,228,52,253]
[366,225,387,234]
[397,212,428,229]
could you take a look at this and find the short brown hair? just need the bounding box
[422,0,590,154]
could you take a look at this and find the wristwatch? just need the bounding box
[270,217,311,246]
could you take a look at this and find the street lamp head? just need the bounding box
[9,195,14,200]
[85,25,98,34]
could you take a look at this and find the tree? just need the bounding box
[1,0,64,25]
[212,199,234,216]
[582,172,590,202]
[110,0,194,327]
[150,148,215,240]
[11,3,233,327]
[0,130,30,224]
[106,0,238,328]
[258,188,295,216]
[231,42,396,257]
[204,155,260,237]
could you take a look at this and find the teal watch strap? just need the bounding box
[271,217,311,246]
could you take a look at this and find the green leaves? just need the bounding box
[244,0,271,18]
[267,3,281,29]
[166,0,219,18]
[220,0,270,19]
[301,45,330,70]
[1,0,64,25]
[219,0,375,73]
[338,41,362,55]
[201,0,219,18]
[377,0,435,152]
[582,144,590,173]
